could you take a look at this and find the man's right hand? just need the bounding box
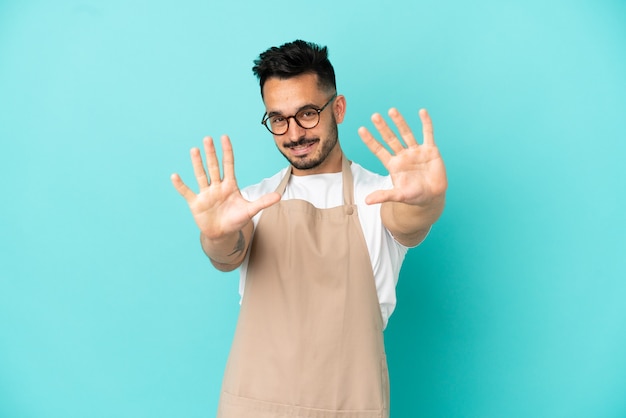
[171,135,281,268]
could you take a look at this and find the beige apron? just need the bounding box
[217,156,389,418]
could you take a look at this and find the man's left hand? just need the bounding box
[358,108,447,208]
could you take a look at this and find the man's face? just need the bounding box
[262,73,345,175]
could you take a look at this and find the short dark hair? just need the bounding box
[252,40,336,96]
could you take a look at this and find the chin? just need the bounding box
[291,158,323,170]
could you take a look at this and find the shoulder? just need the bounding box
[240,168,288,200]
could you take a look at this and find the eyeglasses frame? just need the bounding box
[261,93,338,135]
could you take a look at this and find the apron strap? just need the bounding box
[274,166,292,195]
[341,155,355,206]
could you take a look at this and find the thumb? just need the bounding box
[365,189,399,205]
[247,192,281,217]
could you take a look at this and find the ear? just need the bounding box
[333,94,347,124]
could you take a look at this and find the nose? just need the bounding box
[285,117,306,141]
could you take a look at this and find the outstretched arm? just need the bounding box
[358,108,447,247]
[171,135,281,271]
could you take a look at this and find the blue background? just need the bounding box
[1,1,625,417]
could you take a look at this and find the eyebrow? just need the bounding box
[266,102,320,118]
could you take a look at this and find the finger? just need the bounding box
[246,192,281,217]
[389,108,418,147]
[371,113,405,154]
[170,173,197,202]
[203,136,222,184]
[364,189,403,205]
[220,135,236,182]
[419,109,435,146]
[358,126,391,165]
[190,147,209,189]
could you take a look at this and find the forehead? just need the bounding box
[262,73,327,112]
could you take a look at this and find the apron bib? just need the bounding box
[217,156,389,418]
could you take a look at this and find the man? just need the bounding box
[171,40,447,418]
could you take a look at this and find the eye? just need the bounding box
[298,109,318,120]
[270,115,286,124]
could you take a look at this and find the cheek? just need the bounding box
[322,119,338,139]
[317,118,336,136]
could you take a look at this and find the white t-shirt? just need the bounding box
[239,162,409,329]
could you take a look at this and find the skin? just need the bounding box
[359,108,448,246]
[263,73,346,175]
[171,73,447,270]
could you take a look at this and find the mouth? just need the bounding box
[285,138,319,157]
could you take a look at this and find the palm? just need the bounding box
[171,136,280,239]
[188,179,252,238]
[358,108,447,207]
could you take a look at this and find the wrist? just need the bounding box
[200,222,253,267]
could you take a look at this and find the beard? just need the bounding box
[277,120,339,171]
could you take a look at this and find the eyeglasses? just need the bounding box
[261,93,337,135]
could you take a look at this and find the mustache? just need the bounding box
[284,137,319,148]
